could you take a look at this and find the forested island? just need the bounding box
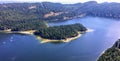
[98,39,120,61]
[34,23,87,43]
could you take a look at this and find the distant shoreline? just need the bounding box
[0,29,36,35]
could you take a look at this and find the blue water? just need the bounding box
[0,16,120,61]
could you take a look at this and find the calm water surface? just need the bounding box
[0,16,120,61]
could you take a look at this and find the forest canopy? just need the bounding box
[34,23,87,40]
[98,39,120,61]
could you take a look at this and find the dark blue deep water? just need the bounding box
[0,16,120,61]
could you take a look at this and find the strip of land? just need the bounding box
[0,28,94,43]
[36,29,94,43]
[36,32,82,43]
[0,29,36,35]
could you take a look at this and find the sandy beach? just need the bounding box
[36,33,82,43]
[36,28,94,43]
[0,28,94,43]
[0,29,36,35]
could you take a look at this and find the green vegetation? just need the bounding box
[1,1,120,22]
[34,23,87,40]
[0,20,47,31]
[0,17,87,41]
[0,2,88,40]
[98,39,120,61]
[2,1,119,42]
[0,3,64,22]
[98,47,120,61]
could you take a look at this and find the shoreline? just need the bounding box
[0,30,82,43]
[96,50,105,61]
[0,29,36,35]
[36,28,94,43]
[36,33,82,43]
[0,28,94,43]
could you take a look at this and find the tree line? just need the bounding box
[0,20,47,31]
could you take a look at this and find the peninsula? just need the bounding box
[34,23,87,43]
[0,20,87,43]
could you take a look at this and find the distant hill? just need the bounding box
[0,1,120,22]
[0,1,21,4]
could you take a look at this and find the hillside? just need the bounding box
[98,39,120,61]
[0,1,120,22]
